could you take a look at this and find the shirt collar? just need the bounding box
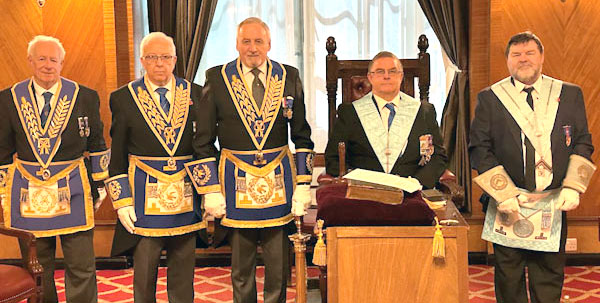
[146,76,174,94]
[241,60,268,76]
[373,93,401,111]
[32,78,59,96]
[513,75,543,94]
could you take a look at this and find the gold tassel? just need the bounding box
[432,217,445,259]
[312,219,327,266]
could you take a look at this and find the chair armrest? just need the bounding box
[317,170,335,185]
[0,226,43,277]
[436,170,465,209]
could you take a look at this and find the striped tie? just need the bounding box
[40,91,52,127]
[155,87,170,115]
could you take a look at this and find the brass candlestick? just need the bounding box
[289,216,311,303]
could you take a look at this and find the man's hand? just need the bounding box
[555,188,580,211]
[497,196,520,214]
[94,187,107,211]
[117,206,137,234]
[291,184,312,216]
[204,192,226,218]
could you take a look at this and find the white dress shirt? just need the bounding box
[146,76,175,116]
[373,93,401,132]
[241,60,267,97]
[513,76,553,191]
[32,79,59,115]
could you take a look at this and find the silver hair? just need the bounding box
[27,35,66,60]
[237,17,271,40]
[140,32,176,57]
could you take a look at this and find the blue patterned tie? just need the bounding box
[384,102,396,129]
[155,87,170,115]
[40,91,52,126]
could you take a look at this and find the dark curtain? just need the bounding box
[417,0,471,211]
[147,0,218,81]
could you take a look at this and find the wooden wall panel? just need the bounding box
[488,0,600,216]
[0,2,41,89]
[0,0,136,258]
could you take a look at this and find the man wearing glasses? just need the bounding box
[325,51,447,189]
[105,32,205,302]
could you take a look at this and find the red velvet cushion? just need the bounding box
[0,264,36,302]
[316,183,435,227]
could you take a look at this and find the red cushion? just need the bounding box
[0,264,36,302]
[316,183,435,227]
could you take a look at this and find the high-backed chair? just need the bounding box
[317,35,464,208]
[0,226,43,303]
[311,35,465,303]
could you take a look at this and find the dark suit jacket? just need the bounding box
[0,83,107,197]
[469,80,594,209]
[325,98,447,189]
[194,62,314,245]
[108,79,205,256]
[193,63,313,158]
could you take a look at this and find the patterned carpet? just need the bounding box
[48,266,600,302]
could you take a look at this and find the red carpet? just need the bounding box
[47,266,600,302]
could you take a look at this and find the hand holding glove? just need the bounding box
[555,188,580,211]
[291,184,312,216]
[497,195,520,214]
[204,192,227,218]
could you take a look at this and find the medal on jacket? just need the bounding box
[563,125,572,147]
[418,134,433,166]
[283,96,293,119]
[78,116,90,137]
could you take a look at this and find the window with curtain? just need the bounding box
[136,0,446,153]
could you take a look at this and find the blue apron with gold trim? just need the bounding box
[1,78,95,237]
[219,147,295,228]
[127,156,205,236]
[3,159,94,237]
[117,76,205,236]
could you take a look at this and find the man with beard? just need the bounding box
[470,31,595,303]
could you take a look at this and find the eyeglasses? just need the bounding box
[143,55,175,62]
[369,69,403,77]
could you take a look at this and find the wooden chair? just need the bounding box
[0,226,43,303]
[317,34,464,207]
[312,35,465,303]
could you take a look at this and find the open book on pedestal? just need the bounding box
[342,169,423,205]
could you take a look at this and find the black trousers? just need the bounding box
[228,226,289,303]
[132,232,197,303]
[493,212,568,303]
[19,229,98,303]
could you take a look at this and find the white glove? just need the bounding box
[291,184,312,216]
[94,187,107,211]
[555,188,580,211]
[204,192,226,218]
[497,196,520,214]
[117,206,137,234]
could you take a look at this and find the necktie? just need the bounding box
[384,102,396,129]
[523,87,536,191]
[40,91,52,127]
[251,68,265,108]
[155,87,170,115]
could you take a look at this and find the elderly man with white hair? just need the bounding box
[105,32,205,302]
[0,35,108,302]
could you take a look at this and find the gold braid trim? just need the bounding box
[20,99,40,141]
[47,95,71,138]
[171,83,188,129]
[261,74,283,120]
[136,87,167,133]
